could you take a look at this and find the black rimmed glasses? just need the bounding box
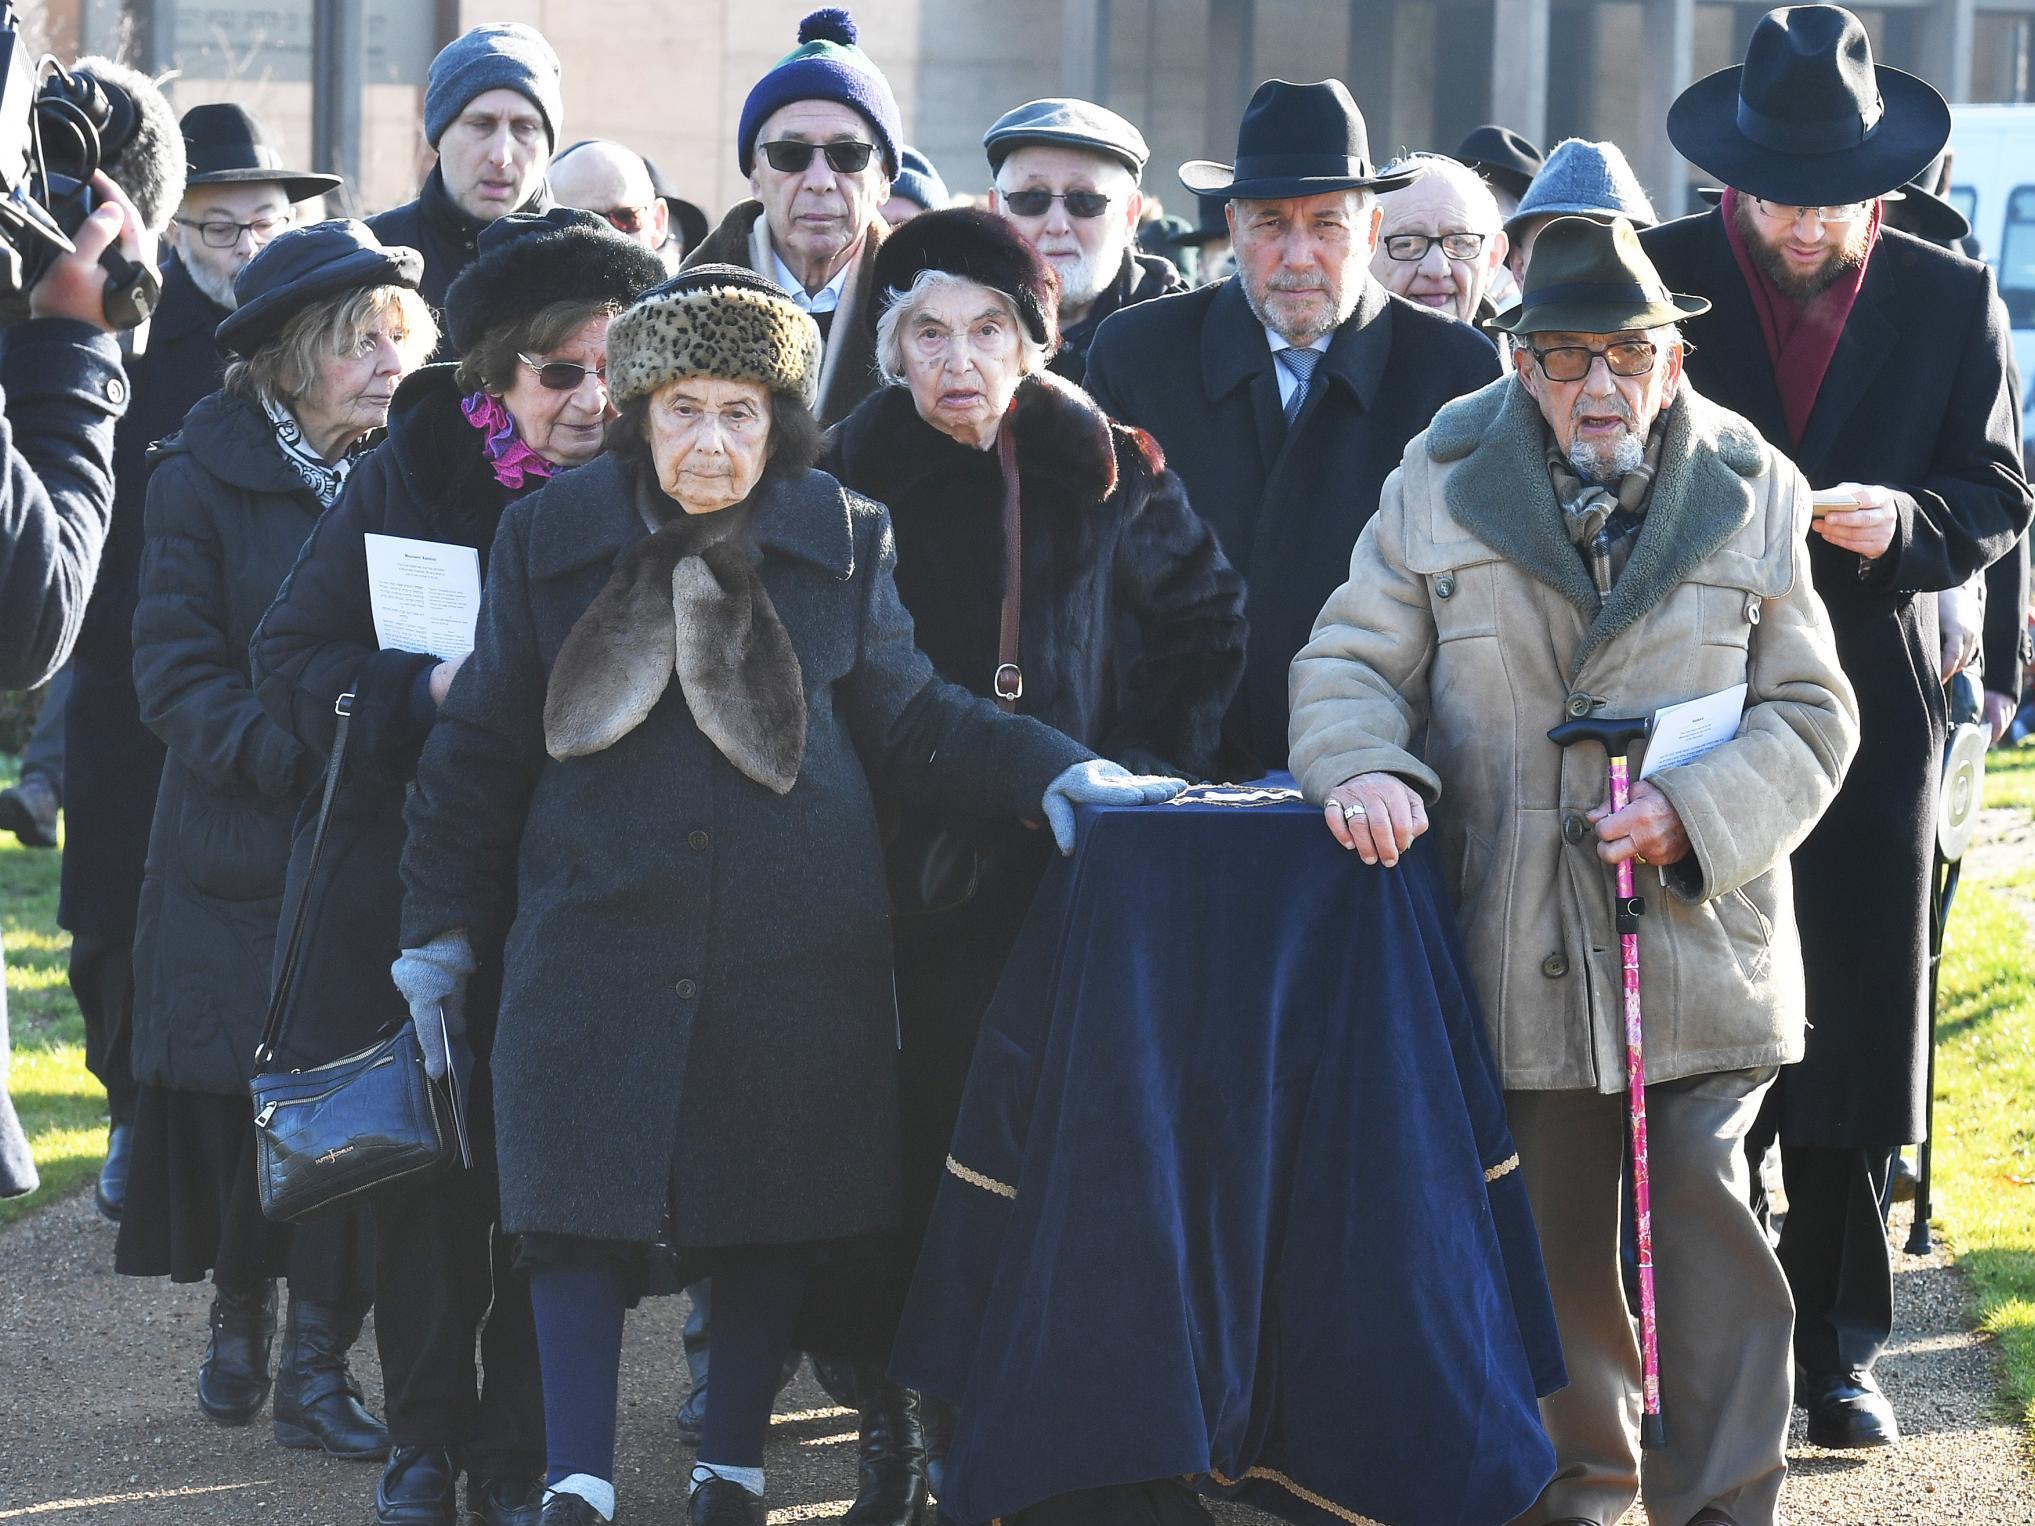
[1000,189,1113,219]
[759,139,876,175]
[1381,231,1490,262]
[176,214,288,248]
[519,354,608,391]
[1526,340,1659,383]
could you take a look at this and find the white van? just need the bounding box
[1947,103,2035,439]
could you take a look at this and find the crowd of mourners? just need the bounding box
[0,5,2030,1526]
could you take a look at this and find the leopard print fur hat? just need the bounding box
[607,264,823,409]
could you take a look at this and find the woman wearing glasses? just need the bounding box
[251,209,666,1526]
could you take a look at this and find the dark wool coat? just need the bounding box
[129,391,322,1094]
[0,317,126,1197]
[1048,249,1190,387]
[367,167,553,346]
[1084,276,1502,773]
[60,262,229,943]
[397,455,1091,1248]
[1643,210,2033,1145]
[684,201,886,427]
[252,364,519,1067]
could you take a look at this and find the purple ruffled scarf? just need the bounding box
[462,391,556,489]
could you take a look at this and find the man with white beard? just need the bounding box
[985,98,1186,385]
[58,102,334,1223]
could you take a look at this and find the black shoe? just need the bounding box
[540,1492,610,1525]
[273,1297,390,1459]
[377,1446,458,1526]
[197,1280,276,1425]
[677,1379,706,1446]
[689,1478,765,1526]
[812,1354,859,1408]
[1800,1365,1899,1448]
[843,1365,930,1526]
[0,773,58,848]
[94,1121,132,1222]
[467,1475,543,1526]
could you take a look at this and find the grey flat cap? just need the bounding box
[984,98,1150,180]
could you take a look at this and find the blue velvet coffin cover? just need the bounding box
[891,784,1566,1526]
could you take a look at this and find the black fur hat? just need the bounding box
[872,205,1059,350]
[443,207,666,356]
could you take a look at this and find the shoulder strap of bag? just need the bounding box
[253,694,353,1068]
[993,419,1023,713]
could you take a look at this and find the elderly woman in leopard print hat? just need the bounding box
[390,264,1182,1526]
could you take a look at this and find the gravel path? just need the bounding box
[1,1187,2030,1524]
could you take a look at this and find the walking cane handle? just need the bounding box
[1547,714,1651,758]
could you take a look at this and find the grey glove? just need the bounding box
[391,930,476,1081]
[1041,759,1186,854]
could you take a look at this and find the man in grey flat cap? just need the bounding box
[986,98,1186,384]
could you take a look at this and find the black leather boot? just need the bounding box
[376,1445,458,1526]
[272,1297,390,1459]
[689,1477,765,1526]
[196,1280,276,1424]
[843,1365,930,1526]
[95,1121,132,1222]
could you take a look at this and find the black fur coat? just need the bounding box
[821,372,1246,780]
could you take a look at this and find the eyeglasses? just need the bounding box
[1526,340,1659,383]
[759,140,876,175]
[176,214,288,249]
[598,203,656,235]
[1000,189,1113,219]
[1381,232,1489,262]
[519,354,608,392]
[1750,197,1872,229]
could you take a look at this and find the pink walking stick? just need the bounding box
[1549,713,1666,1449]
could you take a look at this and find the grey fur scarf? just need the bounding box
[543,475,806,793]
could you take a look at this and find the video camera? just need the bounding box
[0,4,159,329]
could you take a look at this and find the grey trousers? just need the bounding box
[1506,1069,1793,1526]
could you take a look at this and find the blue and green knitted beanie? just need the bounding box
[738,8,901,180]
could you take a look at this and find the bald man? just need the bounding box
[549,139,671,264]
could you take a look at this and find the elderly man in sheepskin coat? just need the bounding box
[1288,217,1859,1526]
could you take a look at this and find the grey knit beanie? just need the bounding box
[424,23,563,150]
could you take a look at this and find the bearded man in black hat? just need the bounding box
[1641,2,2033,1451]
[57,103,338,1225]
[1085,78,1501,776]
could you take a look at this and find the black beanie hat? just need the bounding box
[871,205,1059,350]
[443,207,667,356]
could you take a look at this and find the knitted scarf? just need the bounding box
[1720,187,1881,449]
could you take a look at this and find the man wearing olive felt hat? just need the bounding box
[1642,2,2033,1455]
[1086,77,1501,775]
[1292,213,1857,1526]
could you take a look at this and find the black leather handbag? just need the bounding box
[249,693,457,1222]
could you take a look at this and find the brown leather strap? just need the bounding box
[993,418,1023,712]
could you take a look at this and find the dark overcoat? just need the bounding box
[367,168,552,344]
[397,455,1090,1249]
[129,391,321,1093]
[1643,210,2033,1145]
[252,364,519,1069]
[1083,276,1502,773]
[0,316,126,1197]
[60,261,228,943]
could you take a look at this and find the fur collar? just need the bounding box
[828,371,1126,507]
[1428,374,1769,676]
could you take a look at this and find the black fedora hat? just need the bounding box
[1667,5,1949,207]
[1488,216,1709,337]
[217,218,422,357]
[1453,124,1543,203]
[1169,192,1233,250]
[180,103,340,203]
[642,156,710,257]
[1180,79,1417,201]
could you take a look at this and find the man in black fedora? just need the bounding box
[57,102,337,1224]
[1642,2,2032,1451]
[1084,77,1501,776]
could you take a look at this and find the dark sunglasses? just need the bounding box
[759,139,876,175]
[1001,188,1113,219]
[599,203,654,235]
[1526,340,1658,383]
[519,354,607,391]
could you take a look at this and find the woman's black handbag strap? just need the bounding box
[253,692,353,1069]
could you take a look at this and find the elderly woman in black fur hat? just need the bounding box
[118,218,437,1460]
[819,205,1245,1509]
[250,208,666,1526]
[387,264,1182,1526]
